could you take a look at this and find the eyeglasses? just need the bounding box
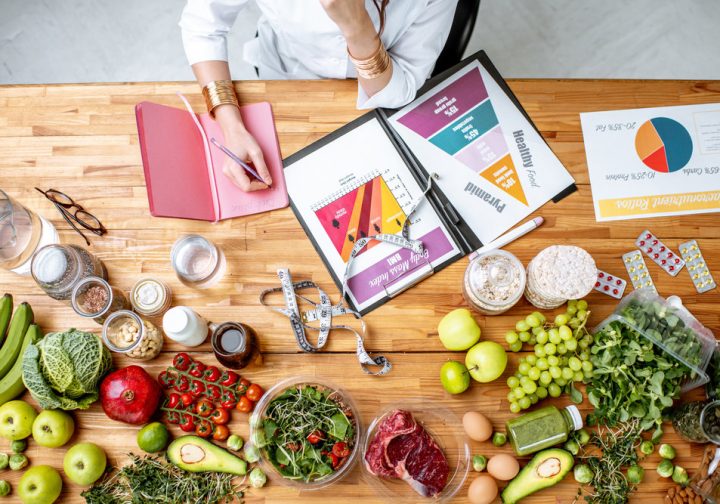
[34,188,107,245]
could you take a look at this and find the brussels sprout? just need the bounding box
[659,444,676,460]
[227,435,244,452]
[574,464,594,484]
[8,454,28,471]
[576,429,590,446]
[657,459,674,478]
[10,440,27,454]
[0,454,7,470]
[492,432,507,447]
[244,443,260,463]
[627,465,645,484]
[672,465,689,485]
[472,455,487,472]
[249,467,267,488]
[0,480,9,497]
[564,439,580,455]
[639,440,654,456]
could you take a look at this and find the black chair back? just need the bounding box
[432,0,481,76]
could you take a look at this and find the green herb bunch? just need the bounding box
[81,454,243,504]
[573,420,644,504]
[587,315,695,440]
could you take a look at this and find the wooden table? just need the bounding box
[1,78,719,503]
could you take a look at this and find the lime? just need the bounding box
[137,422,170,453]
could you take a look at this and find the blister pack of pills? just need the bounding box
[623,250,657,293]
[635,230,685,276]
[679,240,716,294]
[593,270,627,299]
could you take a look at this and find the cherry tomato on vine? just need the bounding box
[220,370,239,387]
[173,352,193,371]
[246,384,264,402]
[210,408,230,425]
[166,393,181,409]
[188,361,206,378]
[190,379,206,398]
[196,419,213,438]
[195,398,214,417]
[212,425,230,441]
[180,393,194,408]
[236,396,253,413]
[180,413,196,432]
[204,366,221,382]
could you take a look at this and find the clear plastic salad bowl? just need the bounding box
[249,375,362,491]
[361,404,470,503]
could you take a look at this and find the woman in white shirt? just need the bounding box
[180,0,458,191]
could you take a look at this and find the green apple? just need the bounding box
[32,410,75,448]
[63,442,106,486]
[438,308,481,351]
[0,400,38,441]
[465,341,508,383]
[440,360,471,394]
[18,465,62,504]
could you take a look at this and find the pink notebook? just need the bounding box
[135,96,288,221]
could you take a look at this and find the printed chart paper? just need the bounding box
[389,60,574,244]
[580,103,720,221]
[285,117,460,312]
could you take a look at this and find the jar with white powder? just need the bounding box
[524,245,597,309]
[463,250,526,315]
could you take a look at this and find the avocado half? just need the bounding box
[167,435,247,476]
[501,448,574,504]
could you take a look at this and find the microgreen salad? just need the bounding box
[253,384,356,483]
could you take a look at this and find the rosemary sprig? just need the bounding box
[81,454,244,504]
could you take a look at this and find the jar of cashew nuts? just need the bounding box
[102,310,163,360]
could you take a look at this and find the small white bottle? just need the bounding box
[162,306,208,347]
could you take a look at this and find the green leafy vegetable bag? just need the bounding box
[22,328,112,410]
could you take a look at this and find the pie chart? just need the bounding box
[635,117,693,173]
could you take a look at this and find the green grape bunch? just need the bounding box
[504,299,594,413]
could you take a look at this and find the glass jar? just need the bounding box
[102,310,163,360]
[71,276,130,325]
[130,278,172,317]
[210,322,260,370]
[31,244,107,300]
[171,235,226,289]
[463,250,526,315]
[506,405,583,456]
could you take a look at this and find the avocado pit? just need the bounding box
[536,457,561,478]
[180,443,206,464]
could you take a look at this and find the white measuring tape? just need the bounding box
[259,174,439,375]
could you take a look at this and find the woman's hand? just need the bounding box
[215,105,272,192]
[319,0,373,41]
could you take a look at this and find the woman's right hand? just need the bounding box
[215,105,273,192]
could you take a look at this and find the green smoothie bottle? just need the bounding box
[506,405,583,456]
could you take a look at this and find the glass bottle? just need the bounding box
[0,189,59,276]
[506,405,583,456]
[162,306,208,347]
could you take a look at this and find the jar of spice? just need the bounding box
[463,250,526,315]
[130,278,172,317]
[102,310,163,360]
[524,246,597,309]
[31,244,107,301]
[70,276,129,325]
[506,405,583,456]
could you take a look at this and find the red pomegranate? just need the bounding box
[100,365,161,425]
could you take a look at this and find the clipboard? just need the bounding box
[283,50,576,314]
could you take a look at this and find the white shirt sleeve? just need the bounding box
[179,0,251,65]
[357,0,459,109]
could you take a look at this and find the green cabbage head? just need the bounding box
[22,328,112,410]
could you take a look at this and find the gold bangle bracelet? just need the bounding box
[348,40,390,80]
[202,80,239,118]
